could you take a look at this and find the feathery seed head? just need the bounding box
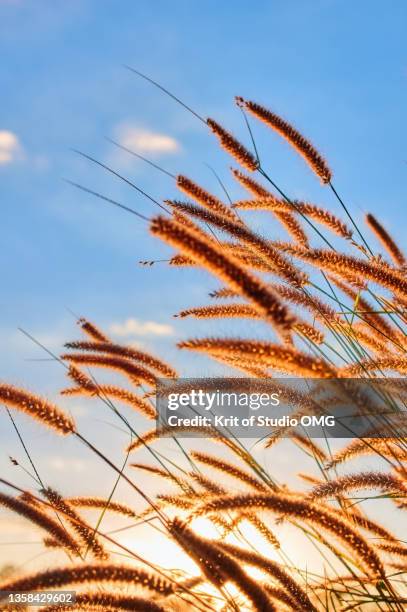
[366,213,406,267]
[207,118,259,172]
[177,175,238,221]
[237,97,332,183]
[0,384,76,435]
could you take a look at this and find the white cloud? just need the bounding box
[109,317,174,338]
[0,130,23,164]
[117,125,180,155]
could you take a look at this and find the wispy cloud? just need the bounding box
[109,317,174,338]
[116,124,180,155]
[0,130,23,165]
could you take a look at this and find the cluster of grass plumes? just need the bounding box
[41,487,108,560]
[193,492,386,579]
[57,322,174,419]
[1,88,406,611]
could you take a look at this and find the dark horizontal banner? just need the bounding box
[156,378,407,439]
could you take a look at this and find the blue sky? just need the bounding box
[0,0,406,569]
[2,0,407,386]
